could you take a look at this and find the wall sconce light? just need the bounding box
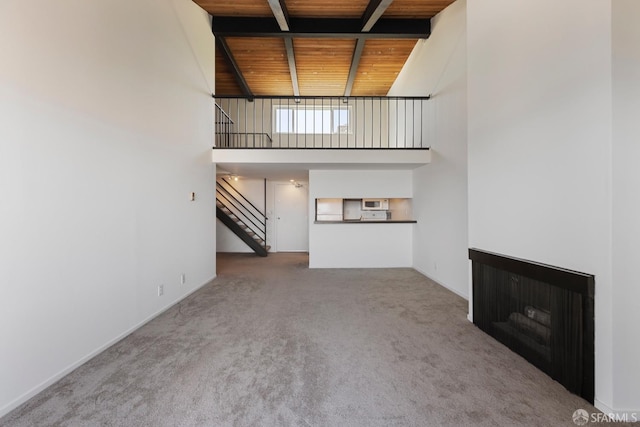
[228,175,239,181]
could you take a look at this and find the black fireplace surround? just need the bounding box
[469,249,595,403]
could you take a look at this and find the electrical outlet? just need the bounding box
[180,274,186,285]
[158,285,164,296]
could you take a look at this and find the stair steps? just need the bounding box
[216,195,269,257]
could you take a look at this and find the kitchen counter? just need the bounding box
[310,216,414,268]
[314,220,417,224]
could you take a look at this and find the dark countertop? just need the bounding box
[314,220,417,224]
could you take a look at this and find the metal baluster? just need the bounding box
[412,98,415,148]
[378,97,382,148]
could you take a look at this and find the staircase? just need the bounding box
[216,179,269,257]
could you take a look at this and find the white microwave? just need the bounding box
[362,198,389,210]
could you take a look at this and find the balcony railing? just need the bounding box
[214,96,431,149]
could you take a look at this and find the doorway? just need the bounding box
[274,182,309,252]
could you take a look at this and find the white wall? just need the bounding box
[0,0,216,416]
[389,0,468,298]
[611,0,640,411]
[309,170,413,268]
[310,170,413,198]
[466,0,629,413]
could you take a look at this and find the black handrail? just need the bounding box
[215,95,430,100]
[215,103,234,148]
[215,132,273,148]
[217,180,266,224]
[216,180,267,245]
[215,103,234,124]
[216,192,266,241]
[218,132,272,143]
[217,189,263,230]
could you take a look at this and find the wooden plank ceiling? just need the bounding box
[194,0,454,97]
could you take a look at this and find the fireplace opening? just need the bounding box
[469,249,594,403]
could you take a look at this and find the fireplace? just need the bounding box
[469,249,594,403]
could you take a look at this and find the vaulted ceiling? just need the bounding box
[193,0,454,97]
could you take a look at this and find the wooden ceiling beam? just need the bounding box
[361,0,395,32]
[215,36,254,100]
[212,17,430,39]
[284,38,300,97]
[343,38,366,97]
[267,0,290,31]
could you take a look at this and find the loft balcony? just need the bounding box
[214,95,431,149]
[212,96,432,173]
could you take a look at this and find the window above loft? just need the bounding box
[274,105,351,135]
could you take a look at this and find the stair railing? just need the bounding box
[215,103,234,148]
[216,179,267,246]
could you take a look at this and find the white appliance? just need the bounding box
[361,210,387,221]
[316,198,343,221]
[362,198,389,210]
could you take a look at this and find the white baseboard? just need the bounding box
[413,266,469,300]
[595,399,614,414]
[594,399,640,421]
[0,274,216,419]
[413,267,473,322]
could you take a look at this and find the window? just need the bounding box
[274,105,351,134]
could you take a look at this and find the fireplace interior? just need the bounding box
[469,249,594,403]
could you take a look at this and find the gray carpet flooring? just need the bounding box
[0,253,622,426]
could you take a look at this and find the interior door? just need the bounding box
[274,183,309,252]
